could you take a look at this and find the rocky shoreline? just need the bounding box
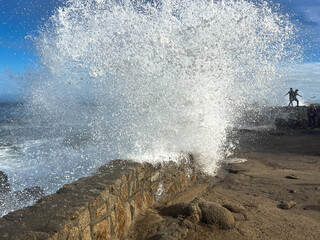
[0,106,319,239]
[127,128,320,240]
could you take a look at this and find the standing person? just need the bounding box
[292,89,302,107]
[285,88,294,106]
[307,104,318,129]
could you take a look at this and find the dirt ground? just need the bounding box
[126,129,320,240]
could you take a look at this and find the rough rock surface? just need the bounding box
[157,199,235,230]
[0,170,44,217]
[278,201,297,210]
[0,156,196,240]
[222,202,246,213]
[274,106,320,130]
[197,200,235,229]
[13,186,44,202]
[0,171,10,193]
[128,129,320,240]
[157,202,202,223]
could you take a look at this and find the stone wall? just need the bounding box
[0,154,196,240]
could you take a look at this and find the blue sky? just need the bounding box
[1,0,320,101]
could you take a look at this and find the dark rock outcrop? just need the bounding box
[275,106,320,130]
[0,171,44,217]
[0,171,10,194]
[13,186,44,203]
[275,117,308,130]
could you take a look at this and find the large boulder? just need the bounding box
[157,200,235,230]
[197,201,235,230]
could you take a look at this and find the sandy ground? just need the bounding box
[127,129,320,240]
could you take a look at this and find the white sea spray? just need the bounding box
[29,0,300,175]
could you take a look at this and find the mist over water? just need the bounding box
[28,0,300,175]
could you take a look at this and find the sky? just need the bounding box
[0,0,320,102]
[0,0,64,100]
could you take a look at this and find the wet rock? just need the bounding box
[197,201,235,230]
[0,171,8,185]
[0,171,10,193]
[278,201,296,210]
[0,171,43,217]
[13,186,44,203]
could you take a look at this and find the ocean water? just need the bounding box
[0,102,118,216]
[0,102,114,192]
[1,0,300,216]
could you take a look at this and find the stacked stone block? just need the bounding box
[0,156,196,240]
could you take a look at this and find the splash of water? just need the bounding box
[31,0,299,174]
